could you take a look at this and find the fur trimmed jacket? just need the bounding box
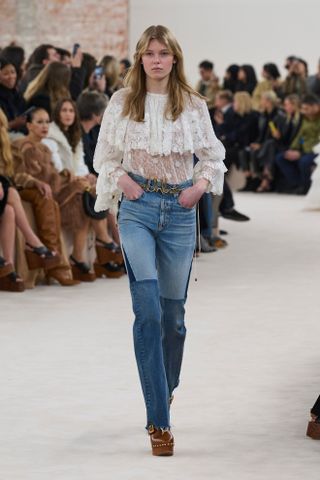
[43,122,89,176]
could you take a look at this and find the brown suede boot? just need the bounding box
[148,425,174,456]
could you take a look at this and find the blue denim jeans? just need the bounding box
[118,174,196,430]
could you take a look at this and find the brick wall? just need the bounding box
[0,0,128,62]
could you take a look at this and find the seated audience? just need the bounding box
[1,45,26,83]
[0,112,60,291]
[196,60,220,108]
[256,94,302,192]
[222,64,239,93]
[210,90,252,221]
[119,58,131,80]
[236,65,257,94]
[0,108,77,286]
[24,62,71,115]
[42,100,124,277]
[77,91,108,174]
[0,56,27,135]
[99,55,122,98]
[281,57,309,98]
[13,107,100,281]
[19,44,60,94]
[81,53,98,90]
[240,91,286,191]
[275,94,320,194]
[252,63,282,110]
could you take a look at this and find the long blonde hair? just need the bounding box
[0,109,14,177]
[24,62,71,111]
[123,25,201,122]
[99,55,120,91]
[234,92,253,116]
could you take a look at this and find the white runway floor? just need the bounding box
[1,192,320,480]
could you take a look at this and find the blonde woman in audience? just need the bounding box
[99,55,122,97]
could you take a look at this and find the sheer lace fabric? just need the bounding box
[94,88,226,214]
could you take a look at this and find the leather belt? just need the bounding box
[138,178,183,195]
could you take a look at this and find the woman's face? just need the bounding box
[238,68,246,82]
[284,98,296,115]
[233,99,240,113]
[59,101,75,128]
[27,109,50,139]
[141,39,176,82]
[0,64,17,89]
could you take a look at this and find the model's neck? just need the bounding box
[146,77,169,94]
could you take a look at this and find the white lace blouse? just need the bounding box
[93,87,227,214]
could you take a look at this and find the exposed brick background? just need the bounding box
[0,0,128,62]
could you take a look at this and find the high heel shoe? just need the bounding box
[25,243,60,270]
[94,261,124,279]
[148,425,174,456]
[70,255,96,282]
[95,237,123,264]
[0,256,13,278]
[45,268,81,286]
[0,271,25,292]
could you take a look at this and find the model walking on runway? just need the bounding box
[93,25,226,456]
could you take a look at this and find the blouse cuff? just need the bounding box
[193,161,227,195]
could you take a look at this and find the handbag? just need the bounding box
[82,190,108,220]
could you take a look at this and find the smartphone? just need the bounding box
[72,43,80,57]
[94,66,104,80]
[268,121,279,136]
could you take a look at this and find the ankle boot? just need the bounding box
[148,425,174,456]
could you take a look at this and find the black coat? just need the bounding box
[0,84,26,122]
[210,106,259,148]
[255,108,286,144]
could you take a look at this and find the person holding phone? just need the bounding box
[93,25,226,456]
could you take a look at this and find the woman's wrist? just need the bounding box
[195,178,209,193]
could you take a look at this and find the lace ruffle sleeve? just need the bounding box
[191,97,227,194]
[93,89,129,213]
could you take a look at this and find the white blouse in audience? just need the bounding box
[42,121,89,176]
[93,87,226,215]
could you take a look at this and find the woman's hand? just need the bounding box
[178,179,209,209]
[86,173,97,186]
[88,72,106,93]
[284,150,301,161]
[250,143,261,151]
[0,182,4,201]
[35,181,52,198]
[117,174,144,200]
[8,116,26,131]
